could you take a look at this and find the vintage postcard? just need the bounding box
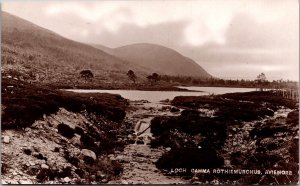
[1,0,299,184]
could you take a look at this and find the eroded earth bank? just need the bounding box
[1,78,299,184]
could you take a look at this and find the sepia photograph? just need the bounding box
[1,0,299,184]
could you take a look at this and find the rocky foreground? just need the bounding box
[1,78,299,185]
[1,78,133,184]
[151,92,299,185]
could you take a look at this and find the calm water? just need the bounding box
[177,86,256,94]
[65,87,256,102]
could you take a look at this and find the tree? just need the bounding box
[127,70,137,83]
[80,70,94,79]
[255,72,267,91]
[147,73,160,84]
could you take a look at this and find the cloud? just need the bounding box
[177,12,298,80]
[2,0,298,80]
[225,13,298,49]
[89,20,188,48]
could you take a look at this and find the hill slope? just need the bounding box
[94,43,212,78]
[1,12,147,85]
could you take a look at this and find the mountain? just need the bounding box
[91,44,114,54]
[2,11,211,87]
[1,11,147,84]
[94,43,212,78]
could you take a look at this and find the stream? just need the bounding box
[109,101,187,184]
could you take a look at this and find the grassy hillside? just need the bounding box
[1,11,148,86]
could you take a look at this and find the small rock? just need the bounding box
[19,180,33,184]
[81,149,96,160]
[127,134,133,139]
[192,176,199,182]
[116,155,123,160]
[12,171,18,176]
[63,177,71,183]
[224,160,231,166]
[29,161,35,166]
[121,180,128,184]
[102,179,108,183]
[90,175,96,181]
[71,134,81,146]
[80,149,96,163]
[96,171,105,179]
[109,157,116,161]
[3,136,10,144]
[166,147,171,151]
[41,164,49,169]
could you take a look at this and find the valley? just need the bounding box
[1,9,299,185]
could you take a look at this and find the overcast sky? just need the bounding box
[2,0,299,80]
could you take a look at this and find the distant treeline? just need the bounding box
[159,75,299,90]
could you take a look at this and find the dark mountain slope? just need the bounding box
[93,43,212,78]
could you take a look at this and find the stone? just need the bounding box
[96,171,105,179]
[109,157,116,161]
[224,160,231,167]
[19,180,33,184]
[3,136,10,144]
[127,134,133,139]
[90,175,96,181]
[166,147,171,151]
[71,134,81,146]
[80,149,96,162]
[12,171,18,176]
[102,179,108,183]
[29,161,35,166]
[121,180,128,184]
[63,177,71,183]
[116,155,123,160]
[41,164,49,169]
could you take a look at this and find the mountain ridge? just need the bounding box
[93,43,212,78]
